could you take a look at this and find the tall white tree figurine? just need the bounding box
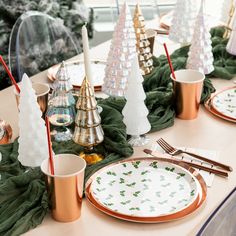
[102,2,136,97]
[122,53,151,146]
[169,0,198,45]
[18,74,48,167]
[186,0,214,74]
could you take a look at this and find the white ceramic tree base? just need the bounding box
[128,135,149,147]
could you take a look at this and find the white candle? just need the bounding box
[82,25,94,89]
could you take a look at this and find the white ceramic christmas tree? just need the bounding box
[18,74,48,167]
[226,9,236,54]
[169,0,198,45]
[186,0,214,75]
[122,53,151,146]
[102,2,136,97]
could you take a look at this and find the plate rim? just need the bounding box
[89,158,199,217]
[211,86,236,120]
[204,87,236,123]
[47,59,106,89]
[85,157,207,223]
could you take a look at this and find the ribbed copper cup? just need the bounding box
[171,69,205,120]
[14,82,50,117]
[41,154,86,222]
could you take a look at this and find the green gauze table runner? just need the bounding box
[0,26,236,236]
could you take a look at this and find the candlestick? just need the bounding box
[82,25,94,90]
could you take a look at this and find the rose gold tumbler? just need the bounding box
[171,69,205,120]
[41,154,86,222]
[14,82,50,116]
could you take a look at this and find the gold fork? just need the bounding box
[143,149,228,178]
[157,138,233,172]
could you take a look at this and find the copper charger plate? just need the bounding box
[210,86,236,121]
[204,87,236,123]
[85,157,207,223]
[159,11,172,31]
[47,60,106,92]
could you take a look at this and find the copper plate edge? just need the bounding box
[47,60,106,91]
[210,86,236,121]
[204,92,236,123]
[85,157,207,223]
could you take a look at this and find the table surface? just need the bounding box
[1,33,236,236]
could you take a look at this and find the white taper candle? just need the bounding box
[82,25,94,89]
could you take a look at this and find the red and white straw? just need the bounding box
[163,43,176,80]
[0,55,21,93]
[45,116,55,175]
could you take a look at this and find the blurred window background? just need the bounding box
[84,0,176,46]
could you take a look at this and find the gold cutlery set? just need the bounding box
[144,138,233,178]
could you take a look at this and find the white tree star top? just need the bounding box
[102,2,137,97]
[186,0,214,74]
[18,73,48,167]
[169,0,198,44]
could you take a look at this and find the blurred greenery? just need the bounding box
[0,0,94,88]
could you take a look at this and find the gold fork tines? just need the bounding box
[157,138,233,172]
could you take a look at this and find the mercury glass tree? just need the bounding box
[73,77,104,164]
[133,3,153,75]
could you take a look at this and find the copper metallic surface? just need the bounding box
[210,86,236,120]
[85,157,207,223]
[41,154,86,222]
[0,119,12,144]
[15,82,50,116]
[171,70,204,120]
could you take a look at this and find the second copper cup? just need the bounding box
[41,154,86,222]
[171,69,205,120]
[14,82,50,117]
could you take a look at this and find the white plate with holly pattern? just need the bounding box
[85,158,207,223]
[212,87,236,120]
